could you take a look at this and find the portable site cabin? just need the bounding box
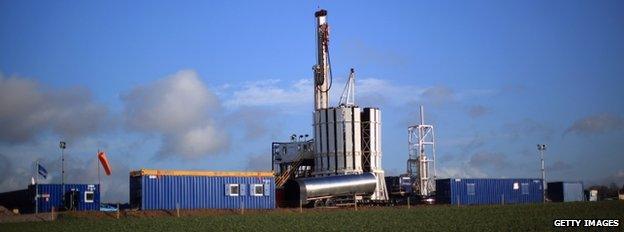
[0,184,100,213]
[129,169,275,210]
[436,178,543,205]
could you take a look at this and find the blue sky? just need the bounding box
[1,0,623,202]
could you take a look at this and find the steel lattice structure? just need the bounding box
[407,106,436,196]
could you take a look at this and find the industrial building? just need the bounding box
[129,169,275,210]
[113,8,562,211]
[436,178,543,205]
[547,181,585,202]
[0,184,100,213]
[271,9,388,207]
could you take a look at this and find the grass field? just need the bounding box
[1,201,622,231]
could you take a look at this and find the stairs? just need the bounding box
[275,151,306,188]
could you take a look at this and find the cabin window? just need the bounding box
[226,184,240,196]
[252,184,264,196]
[521,183,529,195]
[467,183,476,195]
[84,191,94,203]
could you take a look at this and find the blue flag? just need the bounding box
[38,163,47,179]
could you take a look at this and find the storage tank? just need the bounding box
[313,106,362,176]
[361,107,381,172]
[284,173,377,204]
[313,109,327,175]
[337,106,362,173]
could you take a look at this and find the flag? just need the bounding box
[38,163,47,179]
[98,151,112,176]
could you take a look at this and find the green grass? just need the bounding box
[1,201,623,231]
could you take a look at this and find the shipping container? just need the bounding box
[547,181,585,202]
[0,184,100,213]
[385,176,412,196]
[589,189,598,201]
[130,169,275,210]
[0,189,33,213]
[436,178,543,205]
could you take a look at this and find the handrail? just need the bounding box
[275,151,307,187]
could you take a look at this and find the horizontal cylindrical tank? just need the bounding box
[285,173,377,203]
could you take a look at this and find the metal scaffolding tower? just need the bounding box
[407,106,436,196]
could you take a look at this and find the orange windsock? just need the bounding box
[97,151,112,176]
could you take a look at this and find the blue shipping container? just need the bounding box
[0,184,100,213]
[547,182,585,202]
[33,184,100,212]
[130,169,275,210]
[436,178,543,205]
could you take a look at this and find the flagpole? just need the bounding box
[97,150,101,195]
[35,160,39,215]
[59,141,66,211]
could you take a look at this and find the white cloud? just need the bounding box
[225,107,278,140]
[564,113,624,136]
[223,77,429,109]
[420,86,456,105]
[468,151,511,170]
[0,72,126,201]
[593,169,624,186]
[356,78,426,107]
[223,79,312,108]
[122,70,229,159]
[437,165,487,178]
[245,153,271,171]
[546,161,573,172]
[456,88,498,100]
[0,73,111,143]
[502,118,555,141]
[159,124,227,158]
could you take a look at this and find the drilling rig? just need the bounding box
[272,9,388,207]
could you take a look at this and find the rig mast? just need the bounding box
[313,9,331,110]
